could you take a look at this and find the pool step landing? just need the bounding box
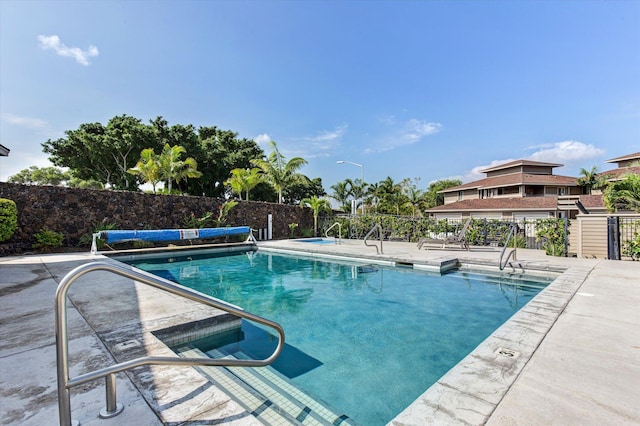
[177,346,357,426]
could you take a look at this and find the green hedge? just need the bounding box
[0,198,18,242]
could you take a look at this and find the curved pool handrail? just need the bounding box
[56,261,285,426]
[364,223,383,254]
[325,222,342,242]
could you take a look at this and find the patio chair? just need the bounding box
[417,218,471,251]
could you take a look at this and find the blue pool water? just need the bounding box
[123,250,552,425]
[296,238,337,244]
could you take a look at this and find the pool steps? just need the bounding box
[177,346,357,426]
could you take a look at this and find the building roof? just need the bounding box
[598,166,640,180]
[440,173,578,193]
[605,152,640,164]
[0,144,9,157]
[428,194,604,212]
[480,159,562,173]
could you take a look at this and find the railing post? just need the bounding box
[607,216,621,260]
[100,373,124,418]
[563,217,569,257]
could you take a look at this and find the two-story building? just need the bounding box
[596,152,640,188]
[427,159,606,220]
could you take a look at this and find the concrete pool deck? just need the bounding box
[1,239,639,425]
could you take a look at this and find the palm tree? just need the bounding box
[577,166,606,194]
[252,141,309,203]
[346,178,368,214]
[300,196,331,236]
[330,180,353,212]
[127,148,161,193]
[158,144,202,193]
[225,168,263,200]
[603,173,640,212]
[402,186,425,217]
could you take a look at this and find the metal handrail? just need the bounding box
[364,223,383,254]
[56,261,285,426]
[499,223,518,270]
[325,222,342,242]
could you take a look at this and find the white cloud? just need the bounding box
[367,118,442,153]
[254,133,271,146]
[37,35,99,66]
[461,158,516,182]
[304,124,347,143]
[527,140,604,164]
[1,113,49,129]
[460,140,605,183]
[286,124,347,159]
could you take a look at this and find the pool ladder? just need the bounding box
[55,261,285,426]
[325,222,342,243]
[499,223,519,270]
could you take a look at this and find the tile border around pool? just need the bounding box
[258,246,398,267]
[388,263,594,425]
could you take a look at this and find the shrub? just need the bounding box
[536,218,568,257]
[78,222,118,249]
[33,228,64,251]
[622,220,640,261]
[288,223,299,238]
[183,212,215,229]
[0,198,18,242]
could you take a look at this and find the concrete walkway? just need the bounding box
[1,241,638,425]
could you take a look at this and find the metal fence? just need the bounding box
[320,214,570,255]
[609,216,640,260]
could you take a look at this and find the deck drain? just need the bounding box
[114,339,142,352]
[494,347,521,359]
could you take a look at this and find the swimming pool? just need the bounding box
[122,249,553,425]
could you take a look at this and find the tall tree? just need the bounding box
[127,148,162,193]
[187,126,265,197]
[157,144,202,193]
[42,115,155,190]
[8,166,70,186]
[300,196,331,236]
[577,166,608,194]
[346,178,368,213]
[425,179,463,208]
[283,177,326,205]
[401,178,425,216]
[252,141,309,203]
[330,180,353,212]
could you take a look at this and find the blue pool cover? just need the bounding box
[99,226,251,244]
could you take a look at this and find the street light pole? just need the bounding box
[336,160,365,214]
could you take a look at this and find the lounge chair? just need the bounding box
[417,218,471,251]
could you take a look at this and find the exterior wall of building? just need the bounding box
[486,166,524,177]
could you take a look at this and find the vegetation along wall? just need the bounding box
[0,182,314,256]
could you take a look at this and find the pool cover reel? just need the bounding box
[91,226,252,253]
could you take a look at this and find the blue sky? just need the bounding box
[1,0,639,191]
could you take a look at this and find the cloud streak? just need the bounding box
[1,113,49,129]
[367,118,442,153]
[37,35,99,66]
[462,140,605,182]
[291,124,347,158]
[526,140,604,164]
